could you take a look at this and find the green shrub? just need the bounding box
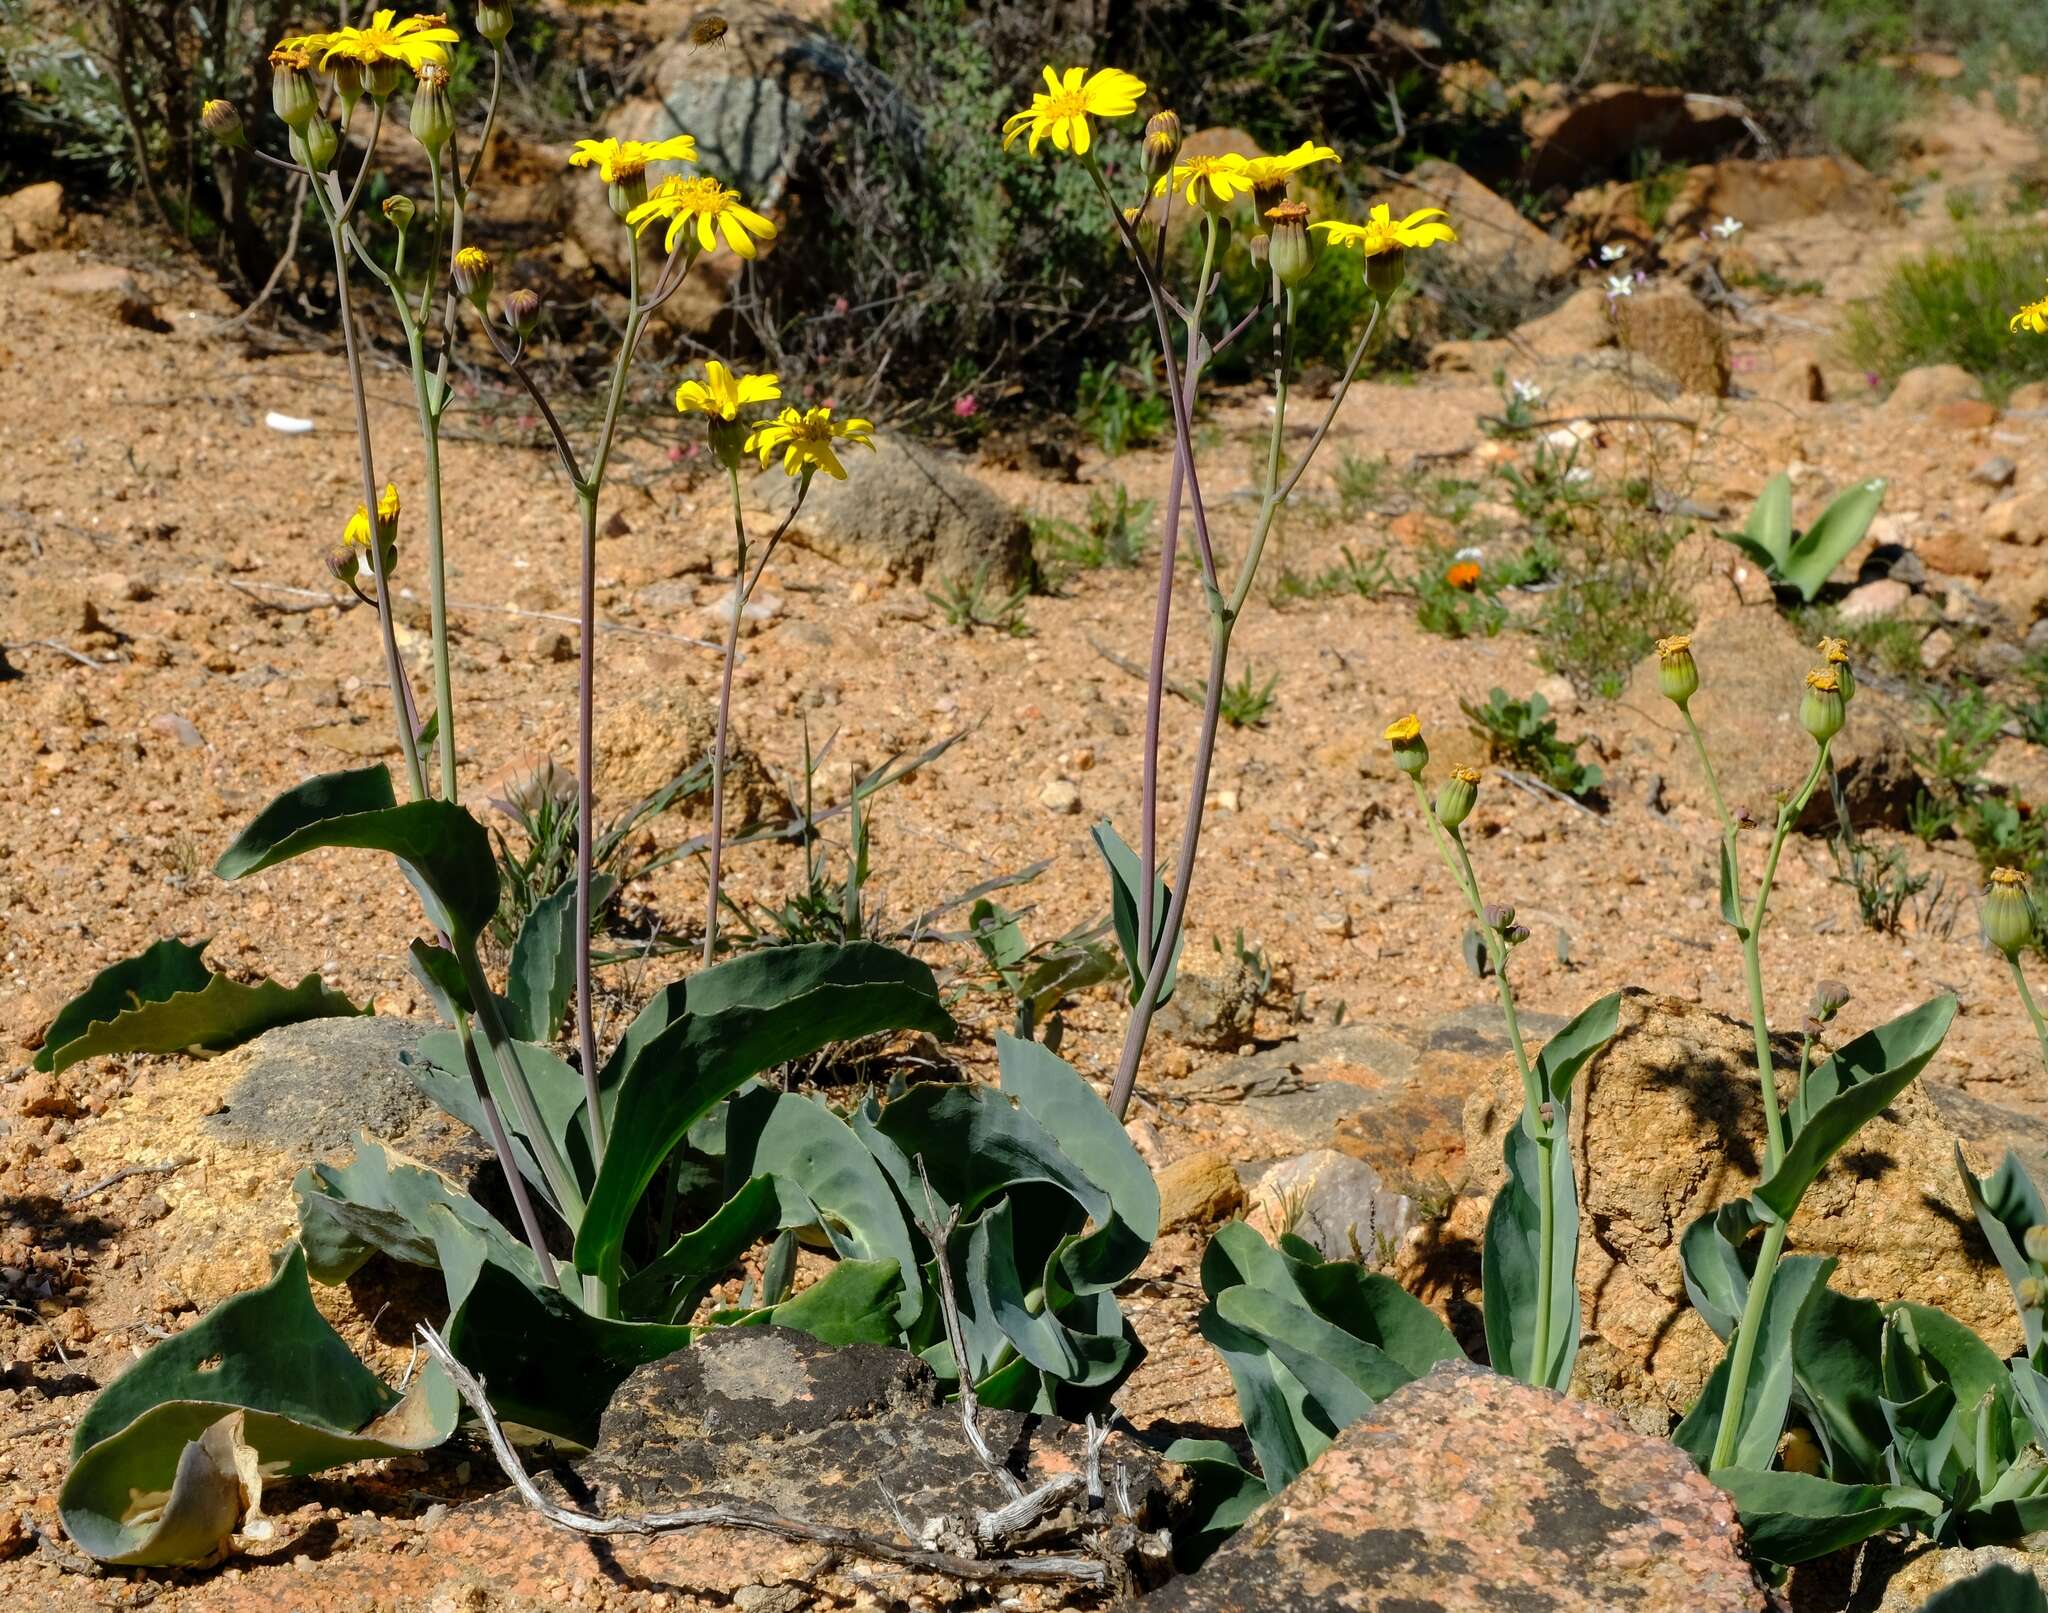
[1847,231,2048,403]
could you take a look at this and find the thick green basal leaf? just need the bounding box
[575,943,954,1287]
[1680,1197,1768,1344]
[1196,1298,1325,1494]
[1481,1123,1580,1390]
[60,1246,456,1565]
[1782,476,1886,601]
[506,878,587,1044]
[1675,1254,1835,1472]
[1214,1286,1399,1421]
[37,938,211,1071]
[294,1135,541,1287]
[1959,1146,2048,1356]
[1534,990,1621,1112]
[39,955,367,1075]
[1886,1302,2010,1415]
[417,1029,589,1191]
[214,764,499,944]
[1163,1437,1270,1560]
[709,1258,904,1346]
[623,1174,782,1319]
[1915,1564,2048,1613]
[1286,1259,1464,1381]
[1792,1281,1889,1482]
[1743,470,1795,570]
[1761,995,1956,1222]
[1712,1468,1940,1565]
[1091,819,1181,1007]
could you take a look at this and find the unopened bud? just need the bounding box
[383,194,417,231]
[325,545,361,586]
[329,57,366,114]
[2025,1225,2048,1265]
[365,57,405,100]
[1482,902,1515,931]
[1656,634,1698,708]
[1734,805,1758,830]
[1435,766,1479,830]
[1266,201,1314,289]
[1809,979,1851,1021]
[1506,924,1531,945]
[291,114,338,173]
[476,0,513,44]
[2022,1276,2048,1310]
[452,245,495,308]
[1984,867,2037,957]
[1537,1102,1556,1127]
[409,63,454,154]
[1142,111,1182,181]
[502,287,542,335]
[201,98,246,149]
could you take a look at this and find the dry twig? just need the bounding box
[63,1155,197,1206]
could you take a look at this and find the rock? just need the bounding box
[148,712,205,747]
[764,436,1033,589]
[1872,1545,2048,1611]
[14,1072,82,1118]
[1884,364,1984,418]
[1917,531,1993,579]
[1459,992,2014,1429]
[1523,84,1750,189]
[1840,576,1913,622]
[201,1017,436,1160]
[0,180,65,257]
[1157,961,1262,1052]
[1156,1151,1245,1231]
[1038,778,1082,815]
[1612,286,1728,396]
[1934,398,1999,430]
[1511,283,1615,358]
[2011,381,2048,412]
[1756,357,1826,405]
[1632,605,1922,829]
[1666,154,1895,234]
[1987,488,2048,545]
[38,264,168,331]
[1386,159,1576,288]
[1250,1150,1410,1265]
[1972,455,2018,489]
[592,682,769,819]
[1145,1361,1767,1612]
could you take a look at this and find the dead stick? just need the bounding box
[414,1325,1104,1587]
[1087,634,1202,708]
[63,1155,197,1205]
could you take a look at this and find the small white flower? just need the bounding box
[1509,378,1543,405]
[1712,216,1743,239]
[1454,545,1484,562]
[1598,243,1627,263]
[1605,274,1634,298]
[1563,467,1593,485]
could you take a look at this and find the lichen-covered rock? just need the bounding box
[1613,285,1729,396]
[1145,1360,1768,1612]
[201,1016,433,1159]
[591,681,771,819]
[1870,1544,2048,1610]
[1458,991,2013,1431]
[1156,1151,1246,1231]
[1158,960,1264,1051]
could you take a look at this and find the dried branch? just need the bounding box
[63,1155,196,1206]
[414,1324,1105,1588]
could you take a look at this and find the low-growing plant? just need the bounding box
[1459,687,1604,800]
[1717,471,1889,603]
[925,569,1035,635]
[1848,230,2048,403]
[964,896,1120,1044]
[1033,481,1154,574]
[1075,356,1169,457]
[1217,663,1279,728]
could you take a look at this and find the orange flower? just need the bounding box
[1446,560,1481,591]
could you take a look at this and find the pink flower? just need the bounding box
[953,393,979,419]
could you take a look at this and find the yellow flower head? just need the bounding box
[1154,152,1254,209]
[2011,290,2048,336]
[1817,635,1849,664]
[675,361,781,422]
[1804,668,1840,693]
[1312,204,1457,257]
[1992,866,2032,890]
[1384,714,1422,744]
[317,10,458,69]
[745,406,876,481]
[1237,141,1340,192]
[1655,634,1692,659]
[627,175,778,259]
[568,135,699,185]
[343,483,402,547]
[1001,65,1146,157]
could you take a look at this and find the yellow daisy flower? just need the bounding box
[2011,291,2048,335]
[1000,65,1146,157]
[1237,141,1340,192]
[746,406,876,481]
[626,175,778,259]
[316,10,458,70]
[675,361,781,421]
[1312,204,1457,257]
[1383,714,1422,744]
[342,483,402,548]
[567,135,699,185]
[1154,152,1255,209]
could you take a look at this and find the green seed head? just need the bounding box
[1435,766,1479,830]
[2024,1225,2048,1266]
[1800,668,1845,745]
[1656,634,1699,708]
[292,114,338,173]
[1985,867,2037,957]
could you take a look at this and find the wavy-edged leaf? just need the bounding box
[1680,1197,1768,1344]
[1782,477,1887,601]
[1960,1145,2048,1356]
[1711,1468,1940,1566]
[506,877,612,1044]
[294,1135,539,1287]
[38,938,211,1071]
[1760,994,1956,1223]
[1792,1281,1889,1482]
[215,764,498,943]
[1482,1123,1579,1389]
[1536,990,1621,1112]
[575,943,954,1288]
[1091,819,1180,1006]
[1675,1254,1834,1471]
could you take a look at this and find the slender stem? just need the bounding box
[404,318,459,801]
[454,937,586,1228]
[705,465,750,965]
[455,1015,557,1284]
[2008,954,2048,1075]
[1710,1216,1790,1470]
[1681,706,1737,837]
[1225,290,1297,616]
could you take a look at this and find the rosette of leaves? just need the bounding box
[1168,1222,1464,1557]
[1715,470,1887,603]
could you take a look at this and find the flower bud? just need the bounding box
[291,114,339,173]
[1384,713,1427,776]
[326,545,362,587]
[452,245,494,308]
[1142,110,1182,181]
[1366,247,1406,300]
[1656,634,1698,708]
[502,287,542,335]
[201,98,247,149]
[2025,1225,2048,1266]
[1483,902,1515,931]
[1246,230,1269,271]
[476,0,514,44]
[1780,1428,1825,1477]
[1506,924,1531,945]
[1435,766,1479,830]
[409,63,454,154]
[1800,668,1845,745]
[1808,979,1851,1022]
[1818,635,1855,703]
[270,47,319,129]
[1266,201,1314,289]
[1985,867,2037,957]
[2022,1275,2048,1311]
[383,194,417,231]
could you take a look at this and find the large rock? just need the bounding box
[1884,364,1985,419]
[1626,604,1923,830]
[1523,84,1750,189]
[201,1016,433,1159]
[1613,285,1729,396]
[1667,154,1895,233]
[592,681,772,817]
[1146,1360,1768,1612]
[1873,1545,2048,1611]
[1459,991,2014,1430]
[763,436,1034,588]
[1249,1149,1410,1264]
[0,180,65,257]
[1388,159,1577,289]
